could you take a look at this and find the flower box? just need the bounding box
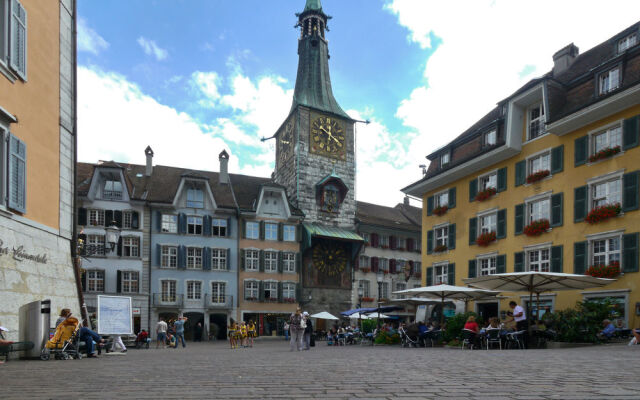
[589,146,621,163]
[283,297,296,303]
[475,187,497,202]
[360,267,371,273]
[245,297,258,302]
[433,205,448,216]
[586,261,620,278]
[380,245,389,249]
[383,270,389,275]
[526,169,550,184]
[361,297,375,302]
[476,231,497,247]
[523,219,550,237]
[433,244,448,253]
[585,203,621,224]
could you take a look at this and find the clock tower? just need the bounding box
[274,0,363,317]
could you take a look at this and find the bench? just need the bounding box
[0,341,34,362]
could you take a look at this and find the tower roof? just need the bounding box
[304,0,322,12]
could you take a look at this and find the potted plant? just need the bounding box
[433,244,448,253]
[360,267,371,273]
[589,146,621,163]
[475,187,497,202]
[523,219,550,237]
[476,231,497,247]
[361,297,374,302]
[433,205,448,216]
[585,203,621,224]
[586,261,620,278]
[526,169,550,184]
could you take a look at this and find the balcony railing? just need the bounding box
[152,293,183,308]
[79,244,105,257]
[102,190,123,200]
[205,294,233,309]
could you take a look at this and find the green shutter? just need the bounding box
[278,222,284,241]
[515,160,526,187]
[448,187,456,209]
[551,145,564,174]
[259,221,265,240]
[426,230,434,254]
[623,233,639,273]
[427,196,434,216]
[623,115,639,150]
[447,263,455,285]
[497,209,506,239]
[623,171,639,212]
[469,179,478,202]
[259,250,265,272]
[241,219,247,239]
[515,204,524,235]
[496,255,506,274]
[551,193,563,227]
[574,135,588,166]
[574,185,588,222]
[468,260,477,279]
[448,224,456,250]
[426,267,433,286]
[573,241,587,274]
[514,252,524,272]
[497,167,507,192]
[469,217,477,245]
[277,251,284,273]
[551,245,563,273]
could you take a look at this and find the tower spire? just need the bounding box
[304,0,322,12]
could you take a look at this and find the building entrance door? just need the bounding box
[476,302,499,321]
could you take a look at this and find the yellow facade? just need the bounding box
[421,104,640,328]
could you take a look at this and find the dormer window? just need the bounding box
[440,152,450,167]
[528,103,545,140]
[483,130,496,147]
[186,188,204,208]
[599,67,620,95]
[103,179,122,200]
[618,32,637,53]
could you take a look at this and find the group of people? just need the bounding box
[227,319,257,349]
[287,308,314,351]
[155,316,189,349]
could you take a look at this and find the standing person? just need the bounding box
[110,335,127,353]
[194,322,203,342]
[247,320,257,348]
[173,316,187,348]
[509,301,527,331]
[156,317,168,349]
[303,312,313,350]
[283,321,290,341]
[289,308,304,351]
[228,319,238,349]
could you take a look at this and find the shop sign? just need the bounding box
[0,239,48,264]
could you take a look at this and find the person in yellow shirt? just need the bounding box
[228,320,238,349]
[239,321,248,348]
[247,320,257,348]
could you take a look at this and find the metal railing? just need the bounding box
[205,294,233,309]
[102,190,123,200]
[152,293,183,307]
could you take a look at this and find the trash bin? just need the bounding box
[18,299,51,358]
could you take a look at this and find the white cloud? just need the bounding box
[77,18,109,55]
[191,71,222,105]
[137,36,168,61]
[386,0,640,175]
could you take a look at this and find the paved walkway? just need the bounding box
[2,340,639,399]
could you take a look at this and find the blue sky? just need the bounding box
[77,0,640,206]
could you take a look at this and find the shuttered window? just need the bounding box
[7,0,27,80]
[8,133,26,213]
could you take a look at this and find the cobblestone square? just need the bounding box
[2,341,639,399]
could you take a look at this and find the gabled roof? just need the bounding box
[356,201,420,232]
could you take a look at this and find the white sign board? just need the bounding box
[97,295,133,335]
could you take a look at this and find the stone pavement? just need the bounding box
[2,340,639,399]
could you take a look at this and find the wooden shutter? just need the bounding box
[389,259,396,274]
[81,269,87,291]
[116,236,122,256]
[354,255,359,271]
[78,207,88,226]
[574,185,588,222]
[447,263,455,285]
[623,171,639,212]
[259,250,265,272]
[427,196,434,216]
[10,0,27,80]
[514,252,524,272]
[178,213,187,234]
[277,251,284,273]
[203,247,211,270]
[105,210,113,227]
[623,115,639,150]
[259,281,265,302]
[390,235,397,250]
[448,187,456,209]
[259,221,265,240]
[178,245,186,269]
[497,167,507,192]
[278,223,284,241]
[240,249,246,270]
[155,211,162,232]
[226,248,231,270]
[116,270,122,293]
[448,224,456,250]
[226,218,232,237]
[469,179,478,202]
[551,145,564,174]
[277,282,283,302]
[296,253,301,273]
[426,230,434,254]
[551,193,563,227]
[496,254,506,274]
[241,219,247,239]
[497,209,506,239]
[296,224,302,242]
[406,238,414,252]
[203,215,211,236]
[551,245,563,273]
[131,211,140,229]
[573,241,587,274]
[515,160,526,187]
[574,135,588,166]
[114,210,123,228]
[8,133,26,213]
[468,260,477,279]
[468,217,477,245]
[371,257,379,273]
[155,244,161,267]
[426,267,433,286]
[623,233,639,273]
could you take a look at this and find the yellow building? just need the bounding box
[403,23,640,328]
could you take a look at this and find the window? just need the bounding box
[186,188,204,208]
[211,282,226,303]
[87,270,104,292]
[265,223,278,241]
[529,152,550,174]
[435,191,448,208]
[187,216,203,235]
[396,259,406,273]
[283,282,296,301]
[592,237,620,266]
[211,249,227,271]
[484,130,497,147]
[591,178,621,209]
[584,295,627,327]
[161,214,177,233]
[593,125,622,154]
[361,232,370,245]
[186,281,201,300]
[479,172,497,191]
[380,282,390,299]
[283,252,296,273]
[434,264,448,285]
[103,180,123,200]
[245,222,259,239]
[599,67,620,95]
[245,250,259,271]
[618,32,637,52]
[264,281,277,301]
[212,218,227,237]
[398,237,406,249]
[478,256,497,276]
[244,281,259,301]
[123,211,133,229]
[0,0,27,79]
[528,103,545,140]
[187,247,203,269]
[479,213,496,234]
[435,226,448,248]
[395,282,407,299]
[527,248,550,272]
[264,251,278,272]
[283,225,296,241]
[379,258,389,272]
[380,235,389,247]
[359,255,370,269]
[358,280,370,298]
[89,209,105,226]
[161,246,177,268]
[440,152,450,167]
[121,271,139,293]
[161,280,177,302]
[528,197,550,223]
[5,133,26,213]
[412,261,421,275]
[524,298,554,319]
[87,235,105,256]
[122,237,139,257]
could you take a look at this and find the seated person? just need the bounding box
[135,329,149,346]
[57,308,104,358]
[598,319,616,340]
[629,328,640,346]
[485,317,500,330]
[463,316,481,347]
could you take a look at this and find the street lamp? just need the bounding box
[105,221,121,252]
[376,270,384,332]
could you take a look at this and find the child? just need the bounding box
[247,320,257,348]
[228,320,238,349]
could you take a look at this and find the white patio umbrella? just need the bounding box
[348,312,370,320]
[310,311,339,320]
[384,298,446,307]
[366,313,391,319]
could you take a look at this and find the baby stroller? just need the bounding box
[40,316,82,360]
[399,325,420,348]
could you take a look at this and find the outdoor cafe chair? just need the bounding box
[425,330,442,348]
[506,330,526,349]
[461,329,477,350]
[485,328,501,350]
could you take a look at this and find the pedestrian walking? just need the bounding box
[156,317,168,349]
[110,335,127,353]
[247,320,257,347]
[283,322,290,341]
[303,312,313,350]
[289,308,304,351]
[174,316,187,348]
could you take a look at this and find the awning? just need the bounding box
[302,222,364,258]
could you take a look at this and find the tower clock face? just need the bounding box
[278,119,294,165]
[310,114,346,160]
[312,242,348,277]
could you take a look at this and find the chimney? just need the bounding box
[552,43,579,76]
[404,195,410,206]
[144,146,154,176]
[219,150,229,184]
